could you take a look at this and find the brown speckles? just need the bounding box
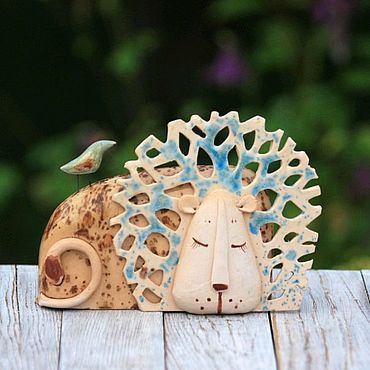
[75,228,89,239]
[70,285,78,294]
[43,208,62,240]
[44,255,64,285]
[207,298,211,302]
[75,158,94,171]
[82,210,95,227]
[102,234,113,249]
[139,266,148,279]
[200,306,204,310]
[195,298,199,302]
[95,192,104,220]
[39,175,151,309]
[229,298,233,302]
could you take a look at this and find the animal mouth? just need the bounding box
[217,292,222,314]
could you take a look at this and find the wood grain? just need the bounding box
[59,310,165,370]
[1,266,370,370]
[164,312,276,370]
[271,270,370,370]
[0,265,62,370]
[361,270,370,303]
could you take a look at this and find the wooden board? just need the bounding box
[271,270,370,370]
[361,270,370,302]
[164,312,276,370]
[1,266,370,370]
[59,310,164,370]
[0,265,62,370]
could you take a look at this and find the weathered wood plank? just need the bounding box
[0,265,21,369]
[164,312,276,370]
[0,265,62,370]
[59,310,165,370]
[271,270,370,370]
[361,270,370,302]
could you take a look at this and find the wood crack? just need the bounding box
[268,312,280,370]
[57,310,63,370]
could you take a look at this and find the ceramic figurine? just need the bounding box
[37,112,321,313]
[60,140,116,175]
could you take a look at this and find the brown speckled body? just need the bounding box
[38,176,138,309]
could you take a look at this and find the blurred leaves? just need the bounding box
[208,0,262,22]
[340,67,370,93]
[0,162,22,209]
[0,0,369,268]
[267,84,351,148]
[352,126,370,160]
[252,20,301,71]
[106,29,159,79]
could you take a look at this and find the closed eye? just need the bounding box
[192,237,208,248]
[231,242,247,252]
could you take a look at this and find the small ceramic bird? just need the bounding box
[60,140,116,175]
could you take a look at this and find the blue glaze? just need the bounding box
[249,211,277,235]
[139,295,144,303]
[126,264,134,279]
[251,176,277,196]
[140,141,152,154]
[305,167,316,180]
[161,140,180,159]
[171,233,181,246]
[132,182,140,191]
[112,113,318,308]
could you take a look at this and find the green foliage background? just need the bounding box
[0,1,369,268]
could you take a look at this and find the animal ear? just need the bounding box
[178,195,200,214]
[237,194,258,213]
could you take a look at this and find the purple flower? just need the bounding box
[206,42,249,87]
[351,166,370,196]
[313,0,353,23]
[312,0,357,64]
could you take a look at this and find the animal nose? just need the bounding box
[213,283,228,291]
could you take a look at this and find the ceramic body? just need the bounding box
[38,112,321,313]
[173,189,261,314]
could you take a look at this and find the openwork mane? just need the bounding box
[110,111,321,311]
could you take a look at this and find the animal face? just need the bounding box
[172,189,262,314]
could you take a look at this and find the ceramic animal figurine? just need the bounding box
[60,140,116,175]
[37,112,321,313]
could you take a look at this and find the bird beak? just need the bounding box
[100,140,116,151]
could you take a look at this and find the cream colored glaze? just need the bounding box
[173,189,261,314]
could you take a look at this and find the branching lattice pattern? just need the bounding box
[111,111,321,311]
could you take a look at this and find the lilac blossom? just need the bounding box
[206,41,250,87]
[351,166,370,196]
[312,0,357,64]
